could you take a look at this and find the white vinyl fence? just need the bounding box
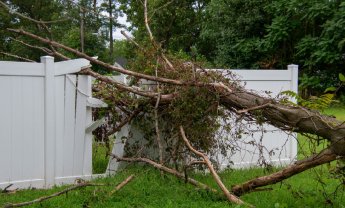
[0,56,106,190]
[0,58,298,189]
[108,65,298,172]
[216,65,298,169]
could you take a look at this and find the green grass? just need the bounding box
[1,166,344,208]
[1,107,345,208]
[92,142,111,174]
[297,105,345,159]
[324,105,345,121]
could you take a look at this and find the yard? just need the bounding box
[1,106,344,208]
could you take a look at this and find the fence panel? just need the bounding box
[0,57,102,189]
[215,66,298,168]
[0,74,45,188]
[108,66,298,172]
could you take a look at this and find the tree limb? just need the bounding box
[3,183,105,208]
[0,51,35,62]
[231,148,338,196]
[109,175,135,195]
[8,28,183,85]
[179,126,251,207]
[111,154,218,193]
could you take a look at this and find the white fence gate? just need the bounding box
[0,56,105,189]
[108,65,298,172]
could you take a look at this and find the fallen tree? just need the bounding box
[4,2,345,206]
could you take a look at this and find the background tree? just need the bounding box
[0,0,119,71]
[119,0,209,56]
[201,0,345,97]
[201,0,272,68]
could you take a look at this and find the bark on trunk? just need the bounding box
[231,148,337,196]
[220,92,345,156]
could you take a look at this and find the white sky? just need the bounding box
[113,14,131,40]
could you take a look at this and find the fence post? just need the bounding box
[288,64,299,102]
[287,64,299,162]
[83,76,93,176]
[41,56,56,187]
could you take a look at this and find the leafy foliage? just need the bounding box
[200,0,345,96]
[119,0,210,58]
[0,0,118,70]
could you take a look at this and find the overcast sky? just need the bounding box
[113,14,131,40]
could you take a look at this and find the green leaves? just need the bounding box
[324,87,337,93]
[280,90,335,111]
[339,73,345,82]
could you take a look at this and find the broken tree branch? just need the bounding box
[11,38,70,60]
[109,175,135,195]
[179,126,251,207]
[144,0,154,42]
[143,0,174,70]
[231,148,338,196]
[8,28,183,85]
[3,183,105,208]
[111,154,217,193]
[0,51,35,62]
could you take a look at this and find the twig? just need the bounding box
[0,52,35,62]
[149,0,174,20]
[106,109,142,137]
[4,183,105,208]
[237,103,271,114]
[144,0,153,41]
[81,69,162,98]
[10,38,70,60]
[154,59,164,167]
[1,184,18,194]
[11,38,52,53]
[112,154,217,193]
[120,30,145,52]
[154,94,164,166]
[179,126,252,207]
[143,0,175,70]
[109,175,135,195]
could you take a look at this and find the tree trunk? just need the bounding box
[219,91,345,156]
[80,0,85,53]
[109,0,113,56]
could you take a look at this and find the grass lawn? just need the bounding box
[324,105,345,121]
[1,107,344,208]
